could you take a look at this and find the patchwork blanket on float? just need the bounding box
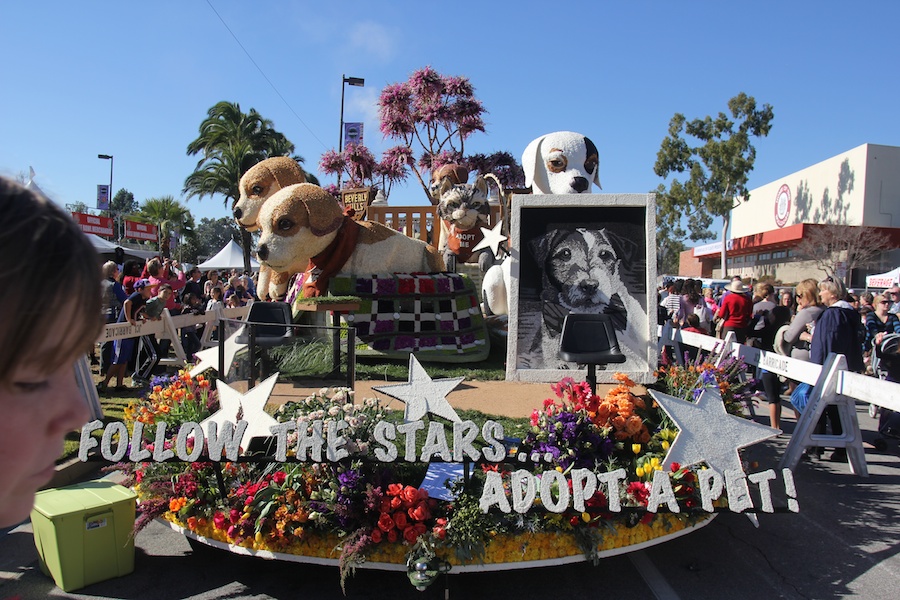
[291,272,490,363]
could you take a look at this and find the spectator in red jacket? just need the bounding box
[715,279,753,342]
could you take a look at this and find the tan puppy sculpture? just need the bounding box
[233,157,307,300]
[256,183,444,299]
[234,157,306,231]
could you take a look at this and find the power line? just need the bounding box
[204,0,330,152]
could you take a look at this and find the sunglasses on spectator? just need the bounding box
[880,300,891,304]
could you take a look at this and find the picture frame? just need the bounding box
[505,193,657,384]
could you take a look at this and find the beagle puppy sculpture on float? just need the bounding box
[255,183,444,300]
[482,131,601,316]
[233,157,307,300]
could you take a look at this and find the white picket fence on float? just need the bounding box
[659,322,900,476]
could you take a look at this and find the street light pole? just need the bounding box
[338,75,365,190]
[98,154,116,239]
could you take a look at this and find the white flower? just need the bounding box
[328,406,341,417]
[343,403,355,414]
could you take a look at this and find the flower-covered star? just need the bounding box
[372,354,463,423]
[190,326,247,378]
[472,221,507,260]
[199,373,280,452]
[648,386,779,476]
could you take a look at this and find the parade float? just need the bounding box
[80,351,792,592]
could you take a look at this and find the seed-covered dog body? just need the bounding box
[256,184,444,298]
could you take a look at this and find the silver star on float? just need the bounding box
[190,326,247,378]
[471,221,507,260]
[372,354,463,423]
[199,373,280,452]
[648,386,779,476]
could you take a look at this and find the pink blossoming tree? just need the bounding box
[378,66,486,204]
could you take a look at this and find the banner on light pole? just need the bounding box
[97,184,110,210]
[344,122,363,147]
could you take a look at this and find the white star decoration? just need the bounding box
[190,326,248,378]
[648,387,779,476]
[472,221,507,260]
[199,373,280,452]
[372,354,463,423]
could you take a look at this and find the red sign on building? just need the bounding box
[72,212,114,238]
[124,220,158,242]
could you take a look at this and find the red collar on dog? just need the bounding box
[302,215,360,298]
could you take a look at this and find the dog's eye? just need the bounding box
[276,218,294,231]
[547,155,568,173]
[598,250,615,262]
[252,185,263,195]
[552,248,572,262]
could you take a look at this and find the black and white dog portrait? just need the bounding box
[506,197,655,383]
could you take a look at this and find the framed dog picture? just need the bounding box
[505,194,657,384]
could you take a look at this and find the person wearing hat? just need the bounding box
[98,278,153,392]
[887,285,900,315]
[715,279,753,342]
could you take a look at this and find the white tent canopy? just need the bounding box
[866,267,900,289]
[86,234,157,261]
[197,240,259,271]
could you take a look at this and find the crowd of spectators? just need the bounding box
[95,258,259,392]
[658,275,900,457]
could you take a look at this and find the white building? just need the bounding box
[680,143,900,287]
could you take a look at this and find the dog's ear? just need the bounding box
[522,135,547,193]
[438,176,455,199]
[473,174,489,198]
[270,157,306,188]
[300,185,344,236]
[528,229,566,267]
[583,136,601,190]
[602,228,638,265]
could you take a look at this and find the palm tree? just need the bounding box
[139,196,195,258]
[183,101,310,272]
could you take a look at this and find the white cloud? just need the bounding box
[344,21,396,64]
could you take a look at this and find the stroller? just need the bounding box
[869,333,900,446]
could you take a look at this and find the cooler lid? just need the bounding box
[32,480,137,519]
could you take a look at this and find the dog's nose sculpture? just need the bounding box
[233,207,243,220]
[572,177,589,193]
[257,243,269,261]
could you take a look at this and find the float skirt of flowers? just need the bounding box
[162,511,715,572]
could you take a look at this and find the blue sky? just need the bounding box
[2,1,898,238]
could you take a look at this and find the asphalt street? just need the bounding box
[3,400,900,599]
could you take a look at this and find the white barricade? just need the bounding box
[657,323,900,477]
[97,305,251,368]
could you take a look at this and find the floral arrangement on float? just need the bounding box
[80,353,796,592]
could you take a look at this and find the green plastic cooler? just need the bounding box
[30,480,137,592]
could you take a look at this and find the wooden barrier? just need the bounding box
[658,323,900,477]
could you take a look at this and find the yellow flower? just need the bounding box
[636,466,645,478]
[632,443,642,454]
[661,440,670,450]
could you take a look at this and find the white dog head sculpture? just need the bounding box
[234,157,307,232]
[522,131,600,194]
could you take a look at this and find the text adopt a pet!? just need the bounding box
[235,157,308,301]
[482,131,601,317]
[255,183,444,303]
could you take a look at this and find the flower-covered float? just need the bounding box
[81,353,795,592]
